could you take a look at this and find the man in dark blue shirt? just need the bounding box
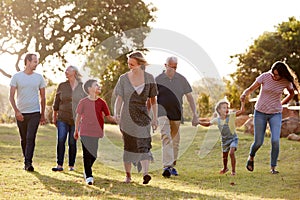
[156,56,199,178]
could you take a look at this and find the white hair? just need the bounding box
[166,56,178,64]
[68,65,82,82]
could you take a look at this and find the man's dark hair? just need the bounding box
[24,53,36,65]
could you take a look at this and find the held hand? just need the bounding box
[40,115,46,125]
[151,118,158,132]
[192,115,199,127]
[114,115,121,124]
[240,94,246,102]
[52,117,57,127]
[74,130,79,140]
[15,111,24,122]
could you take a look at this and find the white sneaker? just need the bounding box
[86,177,94,185]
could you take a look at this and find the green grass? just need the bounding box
[0,123,299,200]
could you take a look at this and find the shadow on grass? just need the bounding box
[32,171,225,199]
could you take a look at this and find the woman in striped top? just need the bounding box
[240,61,298,174]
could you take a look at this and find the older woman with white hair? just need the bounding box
[52,65,87,171]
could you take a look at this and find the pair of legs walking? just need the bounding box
[81,136,99,185]
[159,116,181,177]
[247,110,281,173]
[122,130,152,184]
[17,112,41,171]
[220,147,236,176]
[124,159,151,184]
[53,121,77,171]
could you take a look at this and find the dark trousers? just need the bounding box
[81,136,99,178]
[16,112,41,166]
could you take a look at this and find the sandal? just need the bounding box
[246,160,254,172]
[219,168,229,174]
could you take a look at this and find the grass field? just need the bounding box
[0,123,299,200]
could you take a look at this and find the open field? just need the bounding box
[0,123,299,200]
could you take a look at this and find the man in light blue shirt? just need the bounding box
[9,53,46,172]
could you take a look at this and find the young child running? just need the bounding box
[199,98,245,175]
[74,79,116,185]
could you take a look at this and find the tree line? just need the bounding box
[0,1,299,122]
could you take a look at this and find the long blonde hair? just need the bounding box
[127,51,148,70]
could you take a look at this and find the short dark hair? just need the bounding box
[83,79,97,94]
[24,53,36,65]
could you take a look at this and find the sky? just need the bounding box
[142,0,300,84]
[0,0,300,86]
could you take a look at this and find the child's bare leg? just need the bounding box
[124,162,132,183]
[229,147,236,175]
[220,152,229,174]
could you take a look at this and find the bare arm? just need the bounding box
[9,86,24,122]
[114,95,123,124]
[236,101,245,117]
[281,87,294,105]
[185,92,199,126]
[39,87,46,125]
[105,115,117,124]
[149,96,158,131]
[240,81,261,102]
[74,113,81,140]
[199,120,212,127]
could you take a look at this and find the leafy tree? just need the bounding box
[197,93,211,117]
[0,0,156,77]
[223,78,252,113]
[84,47,147,111]
[186,78,225,118]
[230,17,300,100]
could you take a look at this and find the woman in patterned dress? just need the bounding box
[114,51,158,184]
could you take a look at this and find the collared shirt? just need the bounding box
[155,71,192,120]
[53,81,86,125]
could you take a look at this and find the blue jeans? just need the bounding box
[16,112,41,166]
[56,121,76,166]
[250,110,282,167]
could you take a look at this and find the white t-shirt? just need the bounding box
[10,71,46,113]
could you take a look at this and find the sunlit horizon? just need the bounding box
[1,0,300,86]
